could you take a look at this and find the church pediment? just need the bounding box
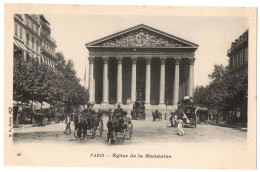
[98,29,186,47]
[86,24,198,48]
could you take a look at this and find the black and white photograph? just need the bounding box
[3,4,257,169]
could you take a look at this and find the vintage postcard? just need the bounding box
[4,4,257,169]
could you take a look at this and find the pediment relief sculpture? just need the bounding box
[100,29,186,47]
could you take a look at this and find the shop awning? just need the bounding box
[13,39,30,53]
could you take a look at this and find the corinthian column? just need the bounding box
[131,57,137,103]
[145,57,152,105]
[159,57,166,105]
[102,57,109,104]
[189,58,195,98]
[174,58,181,105]
[117,57,123,104]
[88,56,95,103]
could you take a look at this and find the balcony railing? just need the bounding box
[227,34,248,55]
[41,21,51,32]
[41,32,56,45]
[41,45,57,59]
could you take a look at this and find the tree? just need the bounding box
[194,64,248,112]
[14,49,89,116]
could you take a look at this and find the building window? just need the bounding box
[245,48,248,62]
[27,53,30,63]
[36,40,39,51]
[238,52,241,66]
[32,37,34,49]
[15,23,18,36]
[20,26,22,38]
[236,54,239,67]
[240,52,243,65]
[26,33,29,45]
[229,57,232,69]
[232,56,235,69]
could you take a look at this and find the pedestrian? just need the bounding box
[64,113,71,134]
[164,110,167,120]
[168,113,174,127]
[174,111,178,128]
[177,115,184,136]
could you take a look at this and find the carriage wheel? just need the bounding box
[108,133,113,144]
[32,118,35,127]
[91,128,96,139]
[122,129,126,142]
[42,118,45,126]
[44,118,47,126]
[129,131,132,139]
[108,137,112,144]
[100,123,103,137]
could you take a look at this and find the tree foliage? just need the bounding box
[13,49,88,111]
[194,64,248,111]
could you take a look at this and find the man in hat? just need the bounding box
[83,103,95,116]
[114,104,123,118]
[81,103,96,140]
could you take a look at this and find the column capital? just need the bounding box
[117,57,123,64]
[102,56,109,64]
[174,58,181,65]
[131,56,137,64]
[160,57,166,65]
[88,57,94,64]
[145,57,152,64]
[189,58,195,65]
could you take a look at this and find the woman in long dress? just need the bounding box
[177,115,184,136]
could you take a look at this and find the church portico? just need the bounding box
[85,24,198,112]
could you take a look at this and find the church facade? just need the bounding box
[85,24,198,111]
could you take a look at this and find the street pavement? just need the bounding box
[13,116,247,145]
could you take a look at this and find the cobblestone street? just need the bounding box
[13,116,247,145]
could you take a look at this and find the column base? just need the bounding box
[159,103,166,110]
[116,102,122,105]
[173,104,178,110]
[145,103,151,109]
[101,102,108,106]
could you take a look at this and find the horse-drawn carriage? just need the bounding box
[131,101,146,120]
[32,110,47,126]
[195,107,209,124]
[152,109,162,121]
[177,96,197,128]
[107,111,133,144]
[74,110,104,140]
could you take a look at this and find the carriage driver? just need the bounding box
[84,103,95,116]
[114,104,124,118]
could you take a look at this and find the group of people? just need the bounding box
[63,103,129,141]
[63,102,185,139]
[63,103,97,138]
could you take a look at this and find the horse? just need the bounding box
[74,113,83,140]
[91,110,104,137]
[152,109,162,121]
[74,111,98,140]
[106,112,127,144]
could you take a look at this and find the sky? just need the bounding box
[45,15,248,87]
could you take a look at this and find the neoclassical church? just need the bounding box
[85,24,198,112]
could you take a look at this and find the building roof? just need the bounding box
[40,15,50,25]
[227,29,248,56]
[85,24,199,48]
